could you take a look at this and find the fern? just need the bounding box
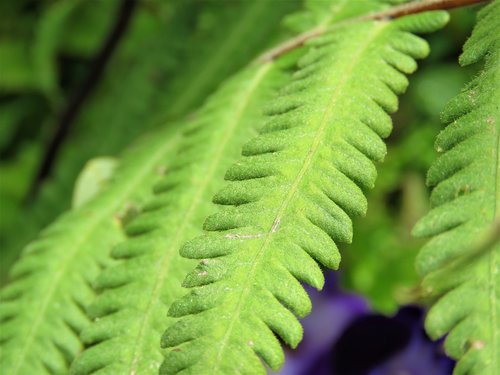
[69,64,285,375]
[0,126,181,374]
[161,11,449,374]
[1,1,494,374]
[413,1,500,373]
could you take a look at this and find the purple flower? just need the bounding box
[279,272,454,375]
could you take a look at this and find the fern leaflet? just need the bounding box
[161,11,449,375]
[413,1,500,373]
[0,127,181,374]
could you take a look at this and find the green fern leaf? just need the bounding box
[69,64,286,375]
[0,127,181,374]
[161,12,448,374]
[413,1,500,373]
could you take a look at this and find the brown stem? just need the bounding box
[364,0,487,20]
[257,0,488,63]
[257,27,327,64]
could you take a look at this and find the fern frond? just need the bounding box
[0,127,181,374]
[161,12,448,374]
[69,64,285,375]
[413,1,500,373]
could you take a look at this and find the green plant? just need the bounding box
[0,0,497,374]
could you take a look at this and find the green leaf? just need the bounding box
[0,40,37,92]
[33,0,82,99]
[0,127,181,374]
[413,1,500,373]
[161,11,448,375]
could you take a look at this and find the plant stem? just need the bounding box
[365,0,487,19]
[257,0,488,63]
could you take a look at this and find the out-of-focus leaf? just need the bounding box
[59,0,116,57]
[72,157,117,208]
[33,0,82,98]
[410,63,473,119]
[0,142,40,283]
[0,100,29,151]
[0,40,37,92]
